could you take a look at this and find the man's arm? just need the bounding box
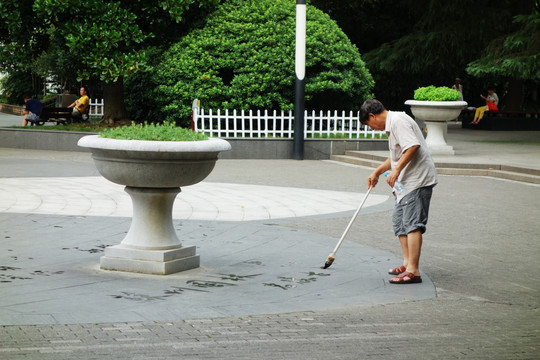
[385,145,419,187]
[68,98,80,108]
[368,157,391,189]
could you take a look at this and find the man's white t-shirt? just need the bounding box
[385,111,438,203]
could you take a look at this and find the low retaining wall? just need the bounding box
[0,128,92,152]
[220,138,387,159]
[0,104,24,116]
[0,128,388,159]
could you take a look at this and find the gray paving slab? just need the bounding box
[0,113,22,127]
[0,176,389,220]
[1,213,437,325]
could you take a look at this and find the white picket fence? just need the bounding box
[192,102,385,139]
[89,98,104,117]
[86,99,386,139]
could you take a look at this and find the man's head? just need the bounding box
[360,99,386,129]
[80,86,88,96]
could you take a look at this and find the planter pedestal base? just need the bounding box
[100,245,200,275]
[425,120,455,155]
[100,186,200,275]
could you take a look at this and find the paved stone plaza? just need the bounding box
[0,112,539,359]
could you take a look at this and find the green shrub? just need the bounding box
[124,46,164,123]
[153,0,374,126]
[413,86,461,101]
[99,121,208,141]
[0,71,38,104]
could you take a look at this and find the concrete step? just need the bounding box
[330,154,381,168]
[330,151,540,185]
[436,168,540,184]
[343,150,386,162]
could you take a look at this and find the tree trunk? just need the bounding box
[503,79,523,111]
[104,77,130,124]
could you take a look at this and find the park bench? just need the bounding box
[28,106,89,126]
[460,109,540,130]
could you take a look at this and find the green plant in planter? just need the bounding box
[99,121,209,141]
[413,86,461,101]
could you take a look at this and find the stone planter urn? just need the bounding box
[78,135,231,275]
[404,100,467,155]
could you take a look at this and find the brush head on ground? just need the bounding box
[322,256,335,269]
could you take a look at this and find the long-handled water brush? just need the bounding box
[322,186,373,269]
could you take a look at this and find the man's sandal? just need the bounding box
[388,265,406,275]
[389,271,422,284]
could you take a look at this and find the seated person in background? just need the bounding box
[68,86,90,119]
[470,87,499,125]
[22,95,44,126]
[451,77,464,101]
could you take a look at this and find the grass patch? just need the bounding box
[11,120,208,141]
[100,121,208,141]
[11,121,109,132]
[50,123,108,132]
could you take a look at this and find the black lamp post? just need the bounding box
[293,0,306,160]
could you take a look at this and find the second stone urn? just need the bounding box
[405,100,467,155]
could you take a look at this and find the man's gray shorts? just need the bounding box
[27,112,39,121]
[392,186,434,236]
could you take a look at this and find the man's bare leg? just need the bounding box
[405,230,422,276]
[398,234,408,267]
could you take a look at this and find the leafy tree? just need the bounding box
[22,0,220,122]
[314,0,537,110]
[466,11,540,110]
[0,0,49,101]
[32,29,85,95]
[361,0,528,109]
[0,71,40,104]
[151,0,374,126]
[124,47,164,123]
[308,0,418,54]
[467,13,539,81]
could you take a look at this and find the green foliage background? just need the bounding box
[0,71,37,104]
[125,0,373,126]
[356,0,538,110]
[466,13,540,81]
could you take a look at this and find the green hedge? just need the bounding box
[138,0,374,126]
